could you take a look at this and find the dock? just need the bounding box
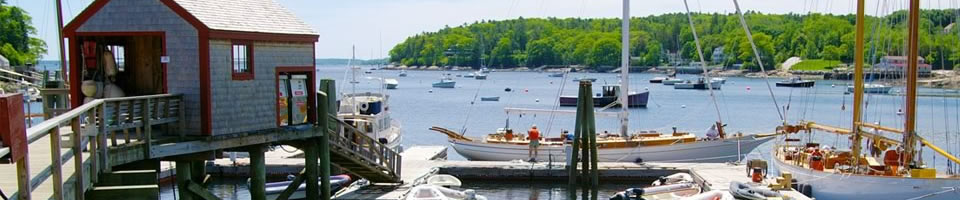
[333,145,812,200]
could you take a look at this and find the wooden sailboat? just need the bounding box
[773,1,960,199]
[431,1,773,163]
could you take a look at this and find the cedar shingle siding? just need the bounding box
[75,0,203,134]
[209,40,313,135]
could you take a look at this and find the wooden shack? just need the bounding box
[63,0,319,136]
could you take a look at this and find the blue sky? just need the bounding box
[8,0,955,59]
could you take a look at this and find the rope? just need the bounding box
[683,0,724,126]
[545,70,570,136]
[732,0,784,122]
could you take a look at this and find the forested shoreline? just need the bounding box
[389,10,960,71]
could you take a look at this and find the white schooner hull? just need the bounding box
[451,136,773,163]
[773,155,960,200]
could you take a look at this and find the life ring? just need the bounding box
[360,103,370,112]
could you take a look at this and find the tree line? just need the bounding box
[0,0,46,66]
[389,10,960,71]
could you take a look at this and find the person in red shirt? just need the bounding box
[528,124,540,162]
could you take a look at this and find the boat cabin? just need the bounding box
[599,85,621,97]
[64,0,319,136]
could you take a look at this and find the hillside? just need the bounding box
[389,10,960,71]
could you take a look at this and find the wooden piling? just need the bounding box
[175,161,195,200]
[248,144,267,200]
[319,79,336,199]
[305,139,319,200]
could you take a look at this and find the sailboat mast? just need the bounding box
[619,0,630,136]
[903,0,920,165]
[56,0,67,83]
[850,0,866,167]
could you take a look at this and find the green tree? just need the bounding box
[0,1,46,66]
[587,38,620,67]
[526,39,556,67]
[737,33,775,71]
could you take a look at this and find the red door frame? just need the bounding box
[275,66,317,127]
[67,31,167,107]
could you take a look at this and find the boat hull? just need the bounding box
[480,97,499,101]
[451,136,773,163]
[662,79,685,85]
[775,81,815,88]
[432,81,456,88]
[386,83,398,89]
[650,77,666,83]
[558,91,648,107]
[847,85,892,94]
[674,81,722,90]
[773,154,960,200]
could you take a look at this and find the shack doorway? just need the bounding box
[74,33,166,102]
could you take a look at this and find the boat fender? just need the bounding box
[729,181,782,200]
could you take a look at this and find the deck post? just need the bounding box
[249,144,267,200]
[175,161,196,200]
[71,118,85,200]
[584,81,599,197]
[319,79,335,199]
[579,80,591,200]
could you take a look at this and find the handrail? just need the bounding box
[5,94,184,199]
[326,113,401,179]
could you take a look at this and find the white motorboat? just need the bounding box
[662,78,685,85]
[384,78,399,89]
[846,83,892,94]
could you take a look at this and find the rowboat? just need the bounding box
[846,83,891,94]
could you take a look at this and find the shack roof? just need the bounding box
[173,0,317,35]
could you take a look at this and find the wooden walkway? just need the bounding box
[0,128,88,199]
[1,93,403,199]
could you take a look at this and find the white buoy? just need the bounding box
[681,105,686,108]
[535,98,540,103]
[428,89,433,93]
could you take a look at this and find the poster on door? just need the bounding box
[277,77,290,126]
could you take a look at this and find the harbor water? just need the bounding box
[157,65,960,199]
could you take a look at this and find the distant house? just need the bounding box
[711,47,725,65]
[874,56,932,76]
[0,54,8,67]
[64,0,319,136]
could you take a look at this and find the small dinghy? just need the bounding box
[729,181,781,200]
[404,174,487,200]
[480,96,499,101]
[260,174,351,200]
[609,173,701,200]
[385,78,399,89]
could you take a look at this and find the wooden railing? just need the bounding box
[327,114,401,180]
[2,94,183,200]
